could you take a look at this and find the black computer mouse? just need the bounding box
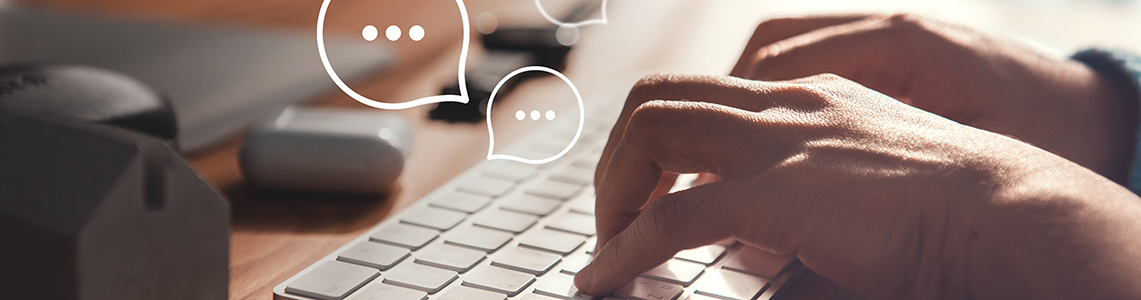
[0,62,178,147]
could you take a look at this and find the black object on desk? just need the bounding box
[0,7,393,152]
[0,63,179,147]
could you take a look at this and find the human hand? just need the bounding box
[576,74,1141,299]
[731,14,1138,182]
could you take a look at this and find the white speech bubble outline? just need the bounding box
[317,0,470,110]
[486,66,584,165]
[535,0,608,27]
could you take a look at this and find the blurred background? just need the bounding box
[5,0,1138,156]
[3,0,1136,299]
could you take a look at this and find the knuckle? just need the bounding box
[749,48,786,80]
[633,73,669,89]
[624,101,672,138]
[883,13,932,35]
[627,74,685,111]
[783,76,841,100]
[886,13,924,26]
[753,17,796,35]
[799,73,861,92]
[631,73,679,95]
[642,196,691,247]
[625,74,668,111]
[809,73,846,82]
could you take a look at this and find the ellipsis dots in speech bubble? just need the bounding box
[317,0,471,110]
[486,66,584,165]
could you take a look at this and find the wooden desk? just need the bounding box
[16,0,1136,299]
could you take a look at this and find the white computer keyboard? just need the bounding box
[272,98,806,300]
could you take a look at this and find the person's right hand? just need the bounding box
[575,74,1141,299]
[731,14,1138,182]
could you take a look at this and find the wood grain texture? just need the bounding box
[11,0,860,299]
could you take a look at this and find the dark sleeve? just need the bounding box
[1072,48,1141,194]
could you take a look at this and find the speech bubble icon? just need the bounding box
[535,0,607,46]
[534,0,608,27]
[486,66,584,165]
[317,0,471,110]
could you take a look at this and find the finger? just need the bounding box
[593,74,795,189]
[594,99,795,255]
[592,172,676,254]
[648,172,679,202]
[576,181,737,296]
[745,14,930,100]
[730,15,873,77]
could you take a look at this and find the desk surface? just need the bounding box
[15,0,1138,299]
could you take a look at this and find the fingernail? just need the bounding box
[575,264,594,294]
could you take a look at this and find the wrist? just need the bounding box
[879,136,1026,300]
[1070,49,1141,184]
[966,155,1141,299]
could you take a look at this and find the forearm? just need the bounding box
[969,160,1141,300]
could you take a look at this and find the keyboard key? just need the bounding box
[674,244,727,265]
[285,261,379,300]
[692,269,770,300]
[337,241,410,270]
[349,283,427,300]
[558,253,591,275]
[474,209,539,233]
[413,243,485,272]
[519,293,563,300]
[571,156,600,169]
[462,265,536,296]
[685,294,725,300]
[382,262,458,294]
[483,161,540,182]
[640,259,705,286]
[720,247,793,279]
[583,236,597,254]
[528,141,568,157]
[532,290,596,300]
[533,272,583,299]
[613,277,683,300]
[501,194,563,216]
[573,132,599,145]
[492,246,562,275]
[756,267,795,300]
[457,176,516,197]
[445,226,513,252]
[435,285,507,300]
[567,197,595,215]
[519,229,587,255]
[549,166,594,185]
[369,223,438,250]
[545,213,596,236]
[526,180,583,200]
[400,207,466,231]
[429,192,493,214]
